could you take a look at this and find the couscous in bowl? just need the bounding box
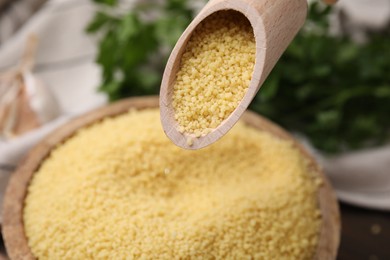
[2,97,340,259]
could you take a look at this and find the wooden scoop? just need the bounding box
[160,0,337,150]
[160,0,308,149]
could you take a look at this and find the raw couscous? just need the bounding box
[172,11,256,137]
[24,109,322,260]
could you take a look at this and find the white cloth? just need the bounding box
[330,0,390,42]
[0,0,107,219]
[0,0,47,45]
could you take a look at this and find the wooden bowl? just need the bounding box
[2,96,340,259]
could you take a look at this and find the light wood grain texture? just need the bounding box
[2,96,339,259]
[160,0,308,150]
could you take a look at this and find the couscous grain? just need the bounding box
[172,11,256,136]
[24,109,321,259]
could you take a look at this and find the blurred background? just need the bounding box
[0,0,389,259]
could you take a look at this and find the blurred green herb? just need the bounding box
[87,0,195,99]
[87,1,390,153]
[251,3,390,153]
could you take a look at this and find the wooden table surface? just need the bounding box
[0,202,388,259]
[338,203,390,260]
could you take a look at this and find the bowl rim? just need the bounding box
[2,96,340,259]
